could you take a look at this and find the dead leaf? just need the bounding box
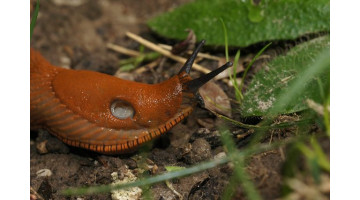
[171,29,196,55]
[199,81,232,117]
[113,71,135,81]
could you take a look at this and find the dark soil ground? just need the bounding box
[30,0,329,200]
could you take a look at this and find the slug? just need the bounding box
[30,40,232,154]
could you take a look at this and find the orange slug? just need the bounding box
[30,40,232,154]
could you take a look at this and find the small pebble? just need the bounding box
[60,56,71,69]
[183,138,211,164]
[214,152,227,160]
[114,71,135,81]
[150,164,158,174]
[111,168,142,200]
[124,159,137,169]
[196,128,211,135]
[36,169,52,178]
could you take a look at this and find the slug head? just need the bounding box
[177,40,233,104]
[107,40,233,130]
[51,40,232,133]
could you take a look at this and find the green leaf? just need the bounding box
[241,36,329,117]
[148,0,329,47]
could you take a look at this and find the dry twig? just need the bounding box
[126,32,211,74]
[107,43,140,57]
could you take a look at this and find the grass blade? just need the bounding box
[238,42,272,99]
[30,0,40,40]
[219,127,262,200]
[220,18,229,62]
[60,138,293,196]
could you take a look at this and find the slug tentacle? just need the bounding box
[184,61,233,93]
[30,40,232,154]
[178,40,205,74]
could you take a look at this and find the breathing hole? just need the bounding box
[110,100,135,119]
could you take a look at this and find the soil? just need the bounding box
[30,1,329,200]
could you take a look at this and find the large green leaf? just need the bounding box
[148,0,329,47]
[241,36,330,117]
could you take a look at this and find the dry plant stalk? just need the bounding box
[126,32,212,74]
[107,43,140,57]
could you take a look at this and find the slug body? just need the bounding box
[31,41,231,154]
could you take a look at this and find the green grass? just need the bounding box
[220,18,242,101]
[118,52,161,72]
[219,127,262,200]
[231,50,242,101]
[238,42,272,101]
[30,0,40,41]
[220,18,229,62]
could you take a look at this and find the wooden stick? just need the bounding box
[134,59,160,74]
[106,43,140,57]
[126,32,211,74]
